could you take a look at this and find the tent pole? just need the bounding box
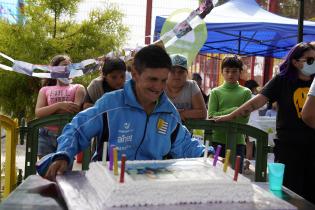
[298,0,304,43]
[261,0,278,85]
[145,0,153,45]
[250,56,255,80]
[238,32,241,55]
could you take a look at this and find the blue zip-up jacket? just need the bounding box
[36,80,206,175]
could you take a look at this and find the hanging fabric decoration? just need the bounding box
[155,0,215,66]
[0,52,101,79]
[0,0,216,79]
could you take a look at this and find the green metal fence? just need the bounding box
[184,119,270,182]
[20,114,91,179]
[20,114,270,182]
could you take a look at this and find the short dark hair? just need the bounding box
[192,73,202,81]
[221,56,243,71]
[134,45,172,74]
[244,79,259,91]
[102,57,126,75]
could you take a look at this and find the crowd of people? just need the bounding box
[214,42,315,203]
[35,42,315,204]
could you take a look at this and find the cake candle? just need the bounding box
[113,147,118,175]
[109,145,115,171]
[223,149,231,173]
[120,154,126,183]
[233,156,241,181]
[203,140,209,162]
[213,145,222,166]
[102,142,108,166]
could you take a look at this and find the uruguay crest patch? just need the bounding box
[157,118,168,135]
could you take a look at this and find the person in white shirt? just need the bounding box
[301,42,315,129]
[302,76,315,129]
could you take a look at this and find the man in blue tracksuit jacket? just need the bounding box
[37,45,212,181]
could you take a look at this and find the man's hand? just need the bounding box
[44,159,68,182]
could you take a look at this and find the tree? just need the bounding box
[205,0,315,19]
[0,0,128,120]
[257,0,315,20]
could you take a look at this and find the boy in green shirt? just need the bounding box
[208,56,252,172]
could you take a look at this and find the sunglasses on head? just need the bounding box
[298,57,315,65]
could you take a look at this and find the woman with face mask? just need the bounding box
[213,42,315,204]
[35,55,86,159]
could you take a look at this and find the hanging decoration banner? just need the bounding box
[0,52,101,79]
[156,0,214,66]
[0,0,215,79]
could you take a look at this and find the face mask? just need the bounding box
[57,78,72,85]
[300,61,315,76]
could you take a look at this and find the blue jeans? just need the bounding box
[38,127,58,157]
[38,127,74,169]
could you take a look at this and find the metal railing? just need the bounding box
[20,114,91,179]
[19,114,270,182]
[184,119,269,182]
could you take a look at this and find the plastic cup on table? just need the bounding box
[268,163,285,191]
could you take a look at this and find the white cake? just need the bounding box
[85,158,254,207]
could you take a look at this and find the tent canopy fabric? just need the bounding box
[154,0,315,59]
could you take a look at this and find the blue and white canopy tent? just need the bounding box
[154,0,315,59]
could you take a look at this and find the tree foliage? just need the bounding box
[216,0,315,20]
[257,0,315,20]
[0,0,128,120]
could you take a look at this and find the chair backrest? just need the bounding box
[20,114,92,178]
[184,119,269,182]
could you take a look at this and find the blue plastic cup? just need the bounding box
[268,163,285,191]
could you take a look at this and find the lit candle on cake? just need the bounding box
[109,145,115,171]
[102,142,108,166]
[233,156,241,181]
[114,147,118,175]
[203,140,209,162]
[120,154,126,183]
[213,145,222,166]
[223,149,231,173]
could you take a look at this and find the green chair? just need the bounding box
[184,119,269,182]
[20,114,91,179]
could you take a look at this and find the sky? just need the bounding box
[77,0,199,48]
[0,0,20,23]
